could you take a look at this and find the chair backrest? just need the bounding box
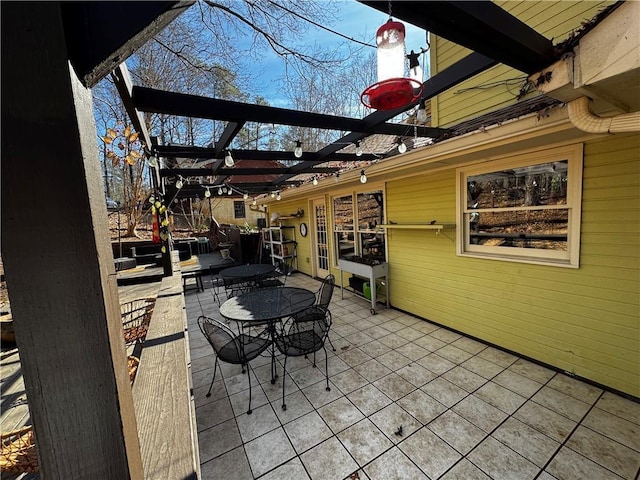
[316,274,335,310]
[197,316,243,364]
[285,308,331,354]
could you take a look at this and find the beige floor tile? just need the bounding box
[395,342,430,362]
[377,350,413,370]
[258,458,311,480]
[422,377,469,407]
[582,407,640,452]
[546,446,623,480]
[547,373,602,404]
[428,410,486,455]
[290,363,330,390]
[353,358,392,382]
[442,366,487,393]
[318,396,365,434]
[330,368,369,394]
[302,379,343,409]
[413,334,447,352]
[236,403,280,443]
[412,321,440,335]
[283,410,333,454]
[395,327,424,342]
[462,355,505,379]
[272,389,314,424]
[468,436,539,480]
[370,403,422,444]
[514,401,576,442]
[198,418,242,463]
[245,427,296,478]
[373,372,416,401]
[492,369,543,398]
[343,330,375,348]
[474,381,527,414]
[595,392,640,426]
[440,459,491,479]
[399,427,462,479]
[364,447,429,480]
[359,339,392,357]
[380,319,407,332]
[451,337,487,355]
[431,328,462,343]
[196,396,235,432]
[436,344,474,364]
[363,325,393,340]
[567,425,640,479]
[261,373,299,403]
[396,363,437,387]
[377,333,411,350]
[532,386,592,421]
[338,418,393,466]
[348,383,393,416]
[200,446,253,480]
[452,395,508,433]
[397,389,447,425]
[339,346,373,367]
[509,359,556,384]
[493,417,560,467]
[416,353,456,375]
[300,437,359,480]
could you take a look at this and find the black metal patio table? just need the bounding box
[219,263,277,296]
[219,286,316,382]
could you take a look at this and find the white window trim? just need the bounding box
[456,144,583,268]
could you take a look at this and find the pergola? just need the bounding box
[2,1,586,477]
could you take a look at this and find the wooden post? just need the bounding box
[1,3,143,478]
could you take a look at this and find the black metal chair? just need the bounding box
[274,309,332,410]
[257,260,290,288]
[290,274,336,352]
[209,259,235,306]
[197,315,271,414]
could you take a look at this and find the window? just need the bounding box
[457,144,583,267]
[333,189,386,263]
[233,201,246,219]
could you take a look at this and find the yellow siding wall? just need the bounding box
[267,199,314,277]
[386,135,639,397]
[431,0,614,126]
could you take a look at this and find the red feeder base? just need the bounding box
[361,77,423,110]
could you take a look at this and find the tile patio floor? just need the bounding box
[185,273,640,480]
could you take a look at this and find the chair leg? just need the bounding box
[206,356,219,398]
[281,356,288,411]
[246,364,253,415]
[323,346,330,392]
[327,334,337,352]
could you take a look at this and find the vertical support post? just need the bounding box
[1,3,143,478]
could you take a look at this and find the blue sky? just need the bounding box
[244,0,429,108]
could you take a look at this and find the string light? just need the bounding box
[294,140,303,158]
[243,192,249,200]
[252,198,257,206]
[276,192,281,201]
[360,170,367,184]
[355,141,363,157]
[416,102,428,124]
[204,186,211,198]
[218,187,223,195]
[271,192,276,198]
[312,177,318,186]
[176,176,184,189]
[224,150,234,167]
[397,139,407,154]
[228,187,233,195]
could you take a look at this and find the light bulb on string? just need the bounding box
[218,187,223,195]
[360,170,367,184]
[228,187,233,195]
[397,139,407,154]
[224,150,234,167]
[276,192,281,201]
[176,177,183,189]
[243,192,249,200]
[252,198,257,206]
[312,177,318,186]
[294,140,303,158]
[355,141,363,157]
[271,192,276,198]
[416,102,428,124]
[204,187,211,198]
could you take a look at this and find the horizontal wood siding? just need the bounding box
[433,1,614,126]
[385,135,639,396]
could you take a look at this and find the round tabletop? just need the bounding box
[219,287,316,324]
[220,263,276,279]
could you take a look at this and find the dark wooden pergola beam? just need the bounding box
[111,63,153,150]
[133,86,448,138]
[61,1,194,87]
[161,167,338,177]
[153,145,379,162]
[275,51,497,182]
[215,121,245,156]
[358,0,555,74]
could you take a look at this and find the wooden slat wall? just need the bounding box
[432,0,614,126]
[385,135,639,397]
